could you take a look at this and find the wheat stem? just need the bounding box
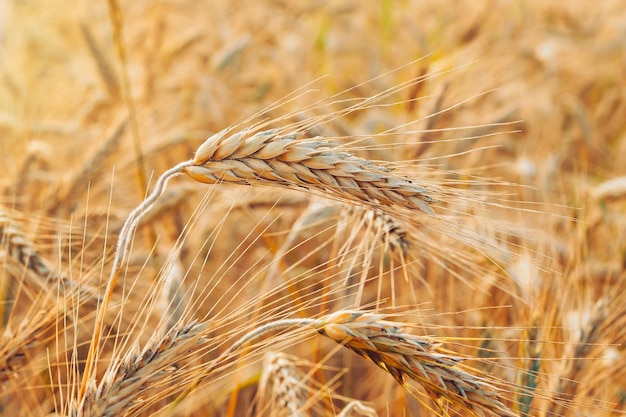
[79,160,192,399]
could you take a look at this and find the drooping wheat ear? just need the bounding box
[547,299,609,417]
[313,311,516,417]
[185,128,436,214]
[75,322,208,417]
[217,311,514,417]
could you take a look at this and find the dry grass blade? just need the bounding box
[313,311,515,417]
[186,128,437,215]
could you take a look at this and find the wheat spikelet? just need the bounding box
[547,299,610,416]
[313,311,515,417]
[257,352,379,417]
[185,128,436,214]
[353,206,410,255]
[0,310,52,384]
[0,209,53,279]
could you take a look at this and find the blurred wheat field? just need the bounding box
[1,0,625,416]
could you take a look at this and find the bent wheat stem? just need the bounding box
[79,160,192,398]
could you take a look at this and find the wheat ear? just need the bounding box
[338,401,378,417]
[0,209,49,272]
[82,123,438,402]
[258,352,379,417]
[206,311,514,417]
[185,128,436,214]
[0,209,97,307]
[314,311,515,417]
[75,322,207,416]
[257,352,314,417]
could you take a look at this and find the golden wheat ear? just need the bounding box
[313,311,516,417]
[207,311,515,417]
[185,128,436,215]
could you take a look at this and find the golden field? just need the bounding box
[1,1,625,416]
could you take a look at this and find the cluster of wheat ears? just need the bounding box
[1,80,623,416]
[2,1,626,416]
[0,94,522,416]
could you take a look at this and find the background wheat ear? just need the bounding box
[256,351,374,417]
